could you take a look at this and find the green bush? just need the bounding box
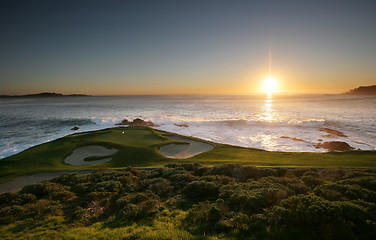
[184,180,219,201]
[0,192,17,205]
[12,193,37,205]
[0,205,25,224]
[140,177,173,197]
[272,194,376,239]
[186,200,228,233]
[21,182,63,199]
[301,175,323,187]
[204,164,260,181]
[339,176,376,191]
[1,165,376,239]
[314,182,376,202]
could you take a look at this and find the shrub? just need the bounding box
[262,176,309,195]
[0,192,17,205]
[119,199,160,220]
[193,167,210,176]
[186,200,228,233]
[0,205,25,224]
[143,178,173,197]
[220,188,266,214]
[168,172,197,189]
[201,175,234,185]
[14,193,37,205]
[53,173,89,187]
[21,182,63,199]
[339,176,376,191]
[301,175,323,187]
[314,183,376,202]
[273,194,376,239]
[204,164,260,181]
[116,191,158,208]
[219,180,289,214]
[30,199,62,217]
[258,168,279,178]
[95,180,122,193]
[183,181,219,201]
[87,191,113,202]
[321,168,345,181]
[72,182,91,195]
[289,168,313,177]
[49,190,76,203]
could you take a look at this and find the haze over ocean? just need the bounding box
[1,94,375,159]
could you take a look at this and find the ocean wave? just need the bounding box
[0,118,95,129]
[0,118,99,159]
[153,118,327,129]
[1,94,375,159]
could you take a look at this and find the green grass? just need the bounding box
[1,126,375,182]
[0,211,198,240]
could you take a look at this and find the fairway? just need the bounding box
[0,127,376,182]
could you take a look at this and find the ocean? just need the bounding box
[0,94,375,159]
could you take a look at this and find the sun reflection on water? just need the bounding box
[257,93,277,122]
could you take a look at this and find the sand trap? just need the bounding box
[64,145,118,165]
[0,171,92,193]
[160,136,214,159]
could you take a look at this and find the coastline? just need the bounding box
[1,126,376,185]
[1,94,376,159]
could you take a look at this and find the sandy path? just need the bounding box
[0,170,92,193]
[159,136,214,159]
[64,145,118,165]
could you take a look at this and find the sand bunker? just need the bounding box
[160,136,214,159]
[64,145,118,165]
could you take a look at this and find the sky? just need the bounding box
[0,0,375,95]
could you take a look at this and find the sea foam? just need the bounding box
[0,95,375,159]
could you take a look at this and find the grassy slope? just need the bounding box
[1,126,375,182]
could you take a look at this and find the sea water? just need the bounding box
[0,94,375,159]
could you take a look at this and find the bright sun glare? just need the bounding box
[262,76,278,93]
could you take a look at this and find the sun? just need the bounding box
[262,76,278,93]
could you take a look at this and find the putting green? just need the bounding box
[0,126,375,182]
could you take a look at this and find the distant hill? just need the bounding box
[345,85,376,95]
[0,92,90,98]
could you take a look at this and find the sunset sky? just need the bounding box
[1,0,375,95]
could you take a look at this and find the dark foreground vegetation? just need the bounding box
[1,164,376,239]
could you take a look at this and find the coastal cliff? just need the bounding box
[344,85,376,95]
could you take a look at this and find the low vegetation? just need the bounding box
[1,164,375,239]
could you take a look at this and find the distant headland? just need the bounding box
[0,92,90,98]
[344,85,376,95]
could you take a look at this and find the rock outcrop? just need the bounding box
[116,118,158,127]
[317,141,353,151]
[320,128,347,138]
[116,119,129,125]
[174,123,189,128]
